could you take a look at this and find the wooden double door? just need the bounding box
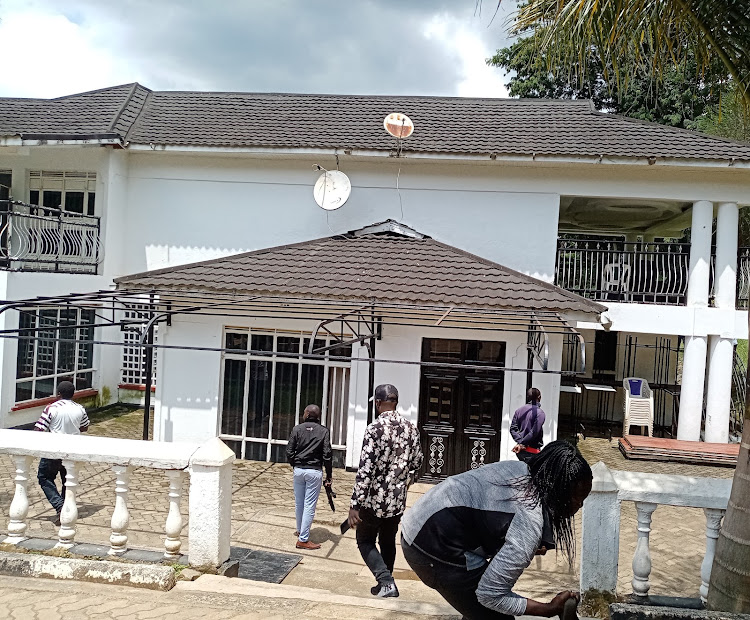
[418,338,505,480]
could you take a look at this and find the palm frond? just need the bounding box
[509,0,750,108]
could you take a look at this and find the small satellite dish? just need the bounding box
[313,170,351,211]
[384,113,414,139]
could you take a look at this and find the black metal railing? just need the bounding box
[730,347,746,441]
[555,238,691,305]
[736,247,750,309]
[0,200,101,274]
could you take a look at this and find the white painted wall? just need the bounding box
[122,155,562,281]
[154,316,223,443]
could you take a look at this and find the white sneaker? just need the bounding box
[374,582,399,598]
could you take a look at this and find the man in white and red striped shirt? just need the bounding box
[34,381,89,523]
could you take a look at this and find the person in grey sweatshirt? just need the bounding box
[400,441,592,619]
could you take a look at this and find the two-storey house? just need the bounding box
[1,84,748,475]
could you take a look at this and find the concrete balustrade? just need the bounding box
[0,429,234,568]
[580,463,731,604]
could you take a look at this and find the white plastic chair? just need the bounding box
[622,377,654,437]
[602,263,631,301]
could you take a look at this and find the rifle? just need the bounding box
[324,481,336,512]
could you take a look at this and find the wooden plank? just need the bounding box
[618,435,739,466]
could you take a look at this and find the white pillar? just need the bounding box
[713,202,739,309]
[109,465,131,555]
[164,470,186,560]
[678,336,708,441]
[705,202,738,444]
[56,460,79,549]
[345,343,370,469]
[5,455,32,544]
[678,201,713,440]
[631,501,658,597]
[188,437,234,568]
[700,508,725,603]
[580,462,620,594]
[686,200,713,308]
[705,336,733,443]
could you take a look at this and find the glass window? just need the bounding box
[251,334,273,352]
[14,307,97,403]
[29,171,96,216]
[246,360,271,438]
[271,362,299,440]
[64,192,85,214]
[225,332,248,350]
[221,359,246,436]
[219,330,351,461]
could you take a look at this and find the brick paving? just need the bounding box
[0,409,736,602]
[0,574,441,620]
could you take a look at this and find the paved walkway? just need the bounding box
[0,409,736,606]
[0,574,452,620]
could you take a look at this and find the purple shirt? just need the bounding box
[510,404,545,449]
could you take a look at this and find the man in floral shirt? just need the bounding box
[348,383,423,598]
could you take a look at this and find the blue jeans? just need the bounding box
[38,458,66,513]
[293,467,323,542]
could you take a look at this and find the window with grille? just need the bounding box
[219,329,351,462]
[28,171,96,215]
[15,307,96,402]
[121,304,157,385]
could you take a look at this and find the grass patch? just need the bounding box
[581,589,625,620]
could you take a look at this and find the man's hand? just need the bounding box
[548,590,579,616]
[324,478,332,488]
[348,508,361,529]
[534,545,548,556]
[512,444,524,454]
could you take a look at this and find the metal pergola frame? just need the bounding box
[0,286,590,438]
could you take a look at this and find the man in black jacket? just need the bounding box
[286,404,332,550]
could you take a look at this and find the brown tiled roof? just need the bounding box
[0,84,151,138]
[3,83,747,162]
[115,225,604,315]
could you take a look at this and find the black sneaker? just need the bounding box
[370,584,380,596]
[373,582,399,598]
[53,512,61,527]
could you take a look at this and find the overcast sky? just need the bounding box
[0,0,517,99]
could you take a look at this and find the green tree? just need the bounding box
[488,35,728,128]
[506,0,750,109]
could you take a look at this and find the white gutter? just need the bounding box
[124,142,750,169]
[0,135,123,147]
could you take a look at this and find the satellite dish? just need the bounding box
[384,113,414,139]
[313,170,351,211]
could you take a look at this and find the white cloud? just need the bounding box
[423,14,510,98]
[0,2,135,97]
[0,0,515,99]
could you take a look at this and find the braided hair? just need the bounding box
[514,440,592,562]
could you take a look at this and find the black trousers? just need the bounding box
[38,458,67,513]
[402,536,513,620]
[355,508,401,585]
[515,450,536,463]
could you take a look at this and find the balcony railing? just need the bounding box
[736,247,750,309]
[0,200,101,274]
[556,238,690,305]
